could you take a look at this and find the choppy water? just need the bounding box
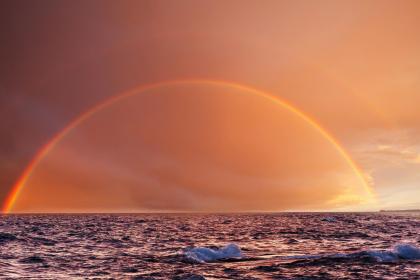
[0,212,419,279]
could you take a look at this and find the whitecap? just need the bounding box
[392,243,420,260]
[321,216,337,222]
[359,243,420,262]
[364,250,400,262]
[284,243,420,264]
[183,243,243,263]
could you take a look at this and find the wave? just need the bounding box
[286,243,420,266]
[360,243,420,262]
[321,216,337,222]
[183,243,243,263]
[330,243,420,262]
[180,242,419,265]
[0,232,17,243]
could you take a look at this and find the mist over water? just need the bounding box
[0,212,419,279]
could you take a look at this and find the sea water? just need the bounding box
[0,212,419,279]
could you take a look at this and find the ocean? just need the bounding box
[0,212,419,279]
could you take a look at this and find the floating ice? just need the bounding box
[183,243,243,263]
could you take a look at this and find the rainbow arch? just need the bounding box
[2,79,375,213]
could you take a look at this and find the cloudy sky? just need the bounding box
[1,0,420,212]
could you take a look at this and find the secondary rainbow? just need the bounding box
[2,79,375,213]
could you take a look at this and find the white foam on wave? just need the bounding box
[394,243,420,259]
[282,243,420,263]
[183,243,243,263]
[321,216,337,222]
[334,243,420,262]
[183,243,419,264]
[364,250,400,262]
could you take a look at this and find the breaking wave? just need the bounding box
[286,243,420,266]
[358,243,420,262]
[183,243,243,263]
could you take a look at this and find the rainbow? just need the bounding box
[2,79,374,213]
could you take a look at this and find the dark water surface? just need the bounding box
[0,212,419,279]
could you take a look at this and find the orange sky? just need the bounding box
[1,0,420,212]
[10,82,373,212]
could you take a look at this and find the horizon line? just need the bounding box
[4,209,419,215]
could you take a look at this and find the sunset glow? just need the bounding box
[2,1,420,213]
[1,2,420,279]
[4,81,374,213]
